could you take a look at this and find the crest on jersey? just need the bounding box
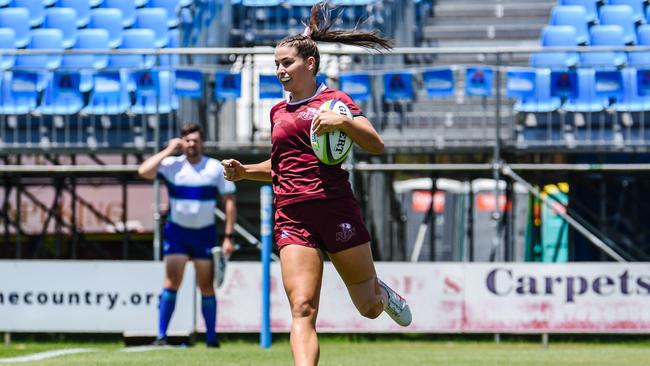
[335,222,356,243]
[298,107,319,121]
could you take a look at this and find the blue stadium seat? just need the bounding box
[63,28,110,92]
[84,71,131,115]
[0,28,16,70]
[242,0,282,5]
[0,0,9,7]
[629,25,650,67]
[0,8,30,48]
[332,0,376,4]
[131,70,174,114]
[147,0,181,28]
[514,69,562,113]
[287,0,317,4]
[0,71,39,115]
[600,5,638,45]
[135,8,169,48]
[64,28,110,70]
[160,28,180,67]
[11,0,45,28]
[40,72,84,115]
[612,68,650,112]
[608,0,646,23]
[550,5,590,45]
[581,25,627,68]
[134,0,147,8]
[530,26,579,68]
[90,8,124,48]
[109,29,156,69]
[564,68,608,112]
[44,8,78,49]
[103,0,135,28]
[559,0,599,24]
[287,0,312,23]
[15,29,64,70]
[58,0,91,28]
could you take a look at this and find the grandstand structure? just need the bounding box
[1,0,650,264]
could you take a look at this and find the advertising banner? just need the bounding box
[174,70,204,99]
[3,262,650,333]
[422,68,455,97]
[258,74,283,99]
[339,73,371,101]
[0,261,194,332]
[383,72,415,101]
[214,72,242,100]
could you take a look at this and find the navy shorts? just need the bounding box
[274,197,371,253]
[163,222,216,259]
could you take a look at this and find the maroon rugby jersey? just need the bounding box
[270,84,363,208]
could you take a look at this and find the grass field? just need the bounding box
[2,336,650,366]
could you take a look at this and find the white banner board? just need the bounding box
[0,261,194,332]
[2,261,650,333]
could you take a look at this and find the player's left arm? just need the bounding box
[312,111,384,154]
[221,193,236,255]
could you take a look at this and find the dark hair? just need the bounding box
[180,123,203,139]
[277,2,392,75]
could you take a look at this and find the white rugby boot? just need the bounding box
[377,278,412,327]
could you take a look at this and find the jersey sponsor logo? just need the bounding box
[335,222,356,243]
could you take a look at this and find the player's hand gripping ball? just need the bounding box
[310,99,353,165]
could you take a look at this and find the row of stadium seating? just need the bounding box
[0,69,178,148]
[536,4,650,68]
[552,2,649,46]
[513,1,650,146]
[0,27,179,72]
[229,0,385,46]
[0,6,179,49]
[0,0,189,30]
[0,63,650,145]
[14,65,648,117]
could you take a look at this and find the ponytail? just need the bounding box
[306,2,392,51]
[277,1,392,75]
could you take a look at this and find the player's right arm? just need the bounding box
[137,138,182,180]
[222,158,272,182]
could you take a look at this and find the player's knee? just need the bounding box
[197,282,214,296]
[360,300,383,319]
[290,295,318,319]
[164,276,182,289]
[348,277,384,319]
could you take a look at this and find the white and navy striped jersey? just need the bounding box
[157,155,235,229]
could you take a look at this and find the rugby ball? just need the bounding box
[310,99,354,165]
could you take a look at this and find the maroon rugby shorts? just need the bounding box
[274,197,372,253]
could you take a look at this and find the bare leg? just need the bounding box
[329,242,412,326]
[280,245,324,366]
[328,242,385,318]
[194,259,214,296]
[164,254,189,290]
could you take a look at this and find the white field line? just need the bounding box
[0,348,97,363]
